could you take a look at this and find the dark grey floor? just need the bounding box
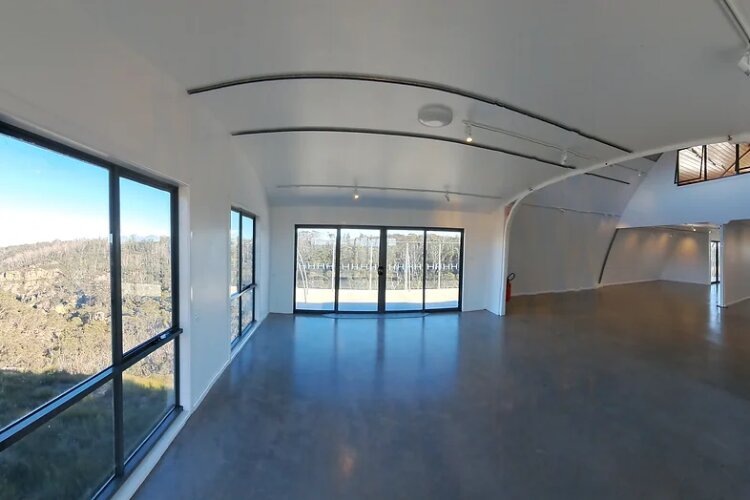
[136,281,750,499]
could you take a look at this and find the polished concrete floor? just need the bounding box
[136,281,750,499]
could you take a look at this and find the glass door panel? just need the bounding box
[295,228,337,311]
[425,231,462,309]
[385,230,425,311]
[338,228,381,311]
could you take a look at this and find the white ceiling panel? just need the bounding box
[64,0,750,206]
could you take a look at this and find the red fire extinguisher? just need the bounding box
[506,273,516,303]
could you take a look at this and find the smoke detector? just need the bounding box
[418,104,453,127]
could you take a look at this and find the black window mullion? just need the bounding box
[109,167,125,478]
[252,215,256,322]
[458,229,465,310]
[334,228,342,312]
[237,210,243,339]
[170,188,181,408]
[421,230,427,311]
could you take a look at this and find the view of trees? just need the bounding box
[0,129,177,499]
[296,229,337,295]
[295,227,462,310]
[0,237,174,497]
[229,210,256,342]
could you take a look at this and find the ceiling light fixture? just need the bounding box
[353,188,360,200]
[445,192,451,202]
[418,104,453,127]
[465,124,473,143]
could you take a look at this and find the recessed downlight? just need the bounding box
[418,104,453,127]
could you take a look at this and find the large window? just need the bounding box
[676,142,750,185]
[294,225,463,313]
[0,122,180,499]
[229,208,256,345]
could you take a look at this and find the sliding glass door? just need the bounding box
[385,229,425,311]
[339,228,381,312]
[295,227,337,311]
[425,230,462,309]
[294,226,463,313]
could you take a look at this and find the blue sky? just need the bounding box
[0,134,171,247]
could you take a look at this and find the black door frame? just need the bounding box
[293,224,464,314]
[711,240,720,284]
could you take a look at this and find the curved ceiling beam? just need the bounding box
[231,126,630,185]
[187,72,632,154]
[276,184,504,200]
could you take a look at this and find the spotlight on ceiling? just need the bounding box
[444,192,451,202]
[353,188,360,200]
[465,124,473,143]
[418,104,453,127]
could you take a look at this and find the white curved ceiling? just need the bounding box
[76,0,750,208]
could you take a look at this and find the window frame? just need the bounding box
[675,143,750,186]
[293,224,464,314]
[230,207,257,347]
[0,119,182,499]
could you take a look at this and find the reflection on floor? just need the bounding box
[136,281,750,499]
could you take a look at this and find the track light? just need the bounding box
[444,192,451,202]
[561,150,568,165]
[353,188,360,200]
[465,124,473,143]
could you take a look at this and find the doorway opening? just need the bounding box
[294,225,463,313]
[710,240,721,284]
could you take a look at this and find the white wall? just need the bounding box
[269,205,505,314]
[720,221,750,306]
[507,163,646,295]
[0,2,270,411]
[621,151,750,227]
[509,205,618,294]
[601,227,709,286]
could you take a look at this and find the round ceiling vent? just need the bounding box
[418,104,453,127]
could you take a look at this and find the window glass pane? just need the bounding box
[230,296,240,343]
[386,230,425,311]
[120,178,172,352]
[241,215,254,288]
[705,142,737,180]
[425,231,461,309]
[230,211,240,294]
[0,134,111,430]
[0,381,114,499]
[123,341,175,459]
[338,228,380,312]
[738,144,750,172]
[295,228,337,311]
[677,147,703,184]
[241,289,254,331]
